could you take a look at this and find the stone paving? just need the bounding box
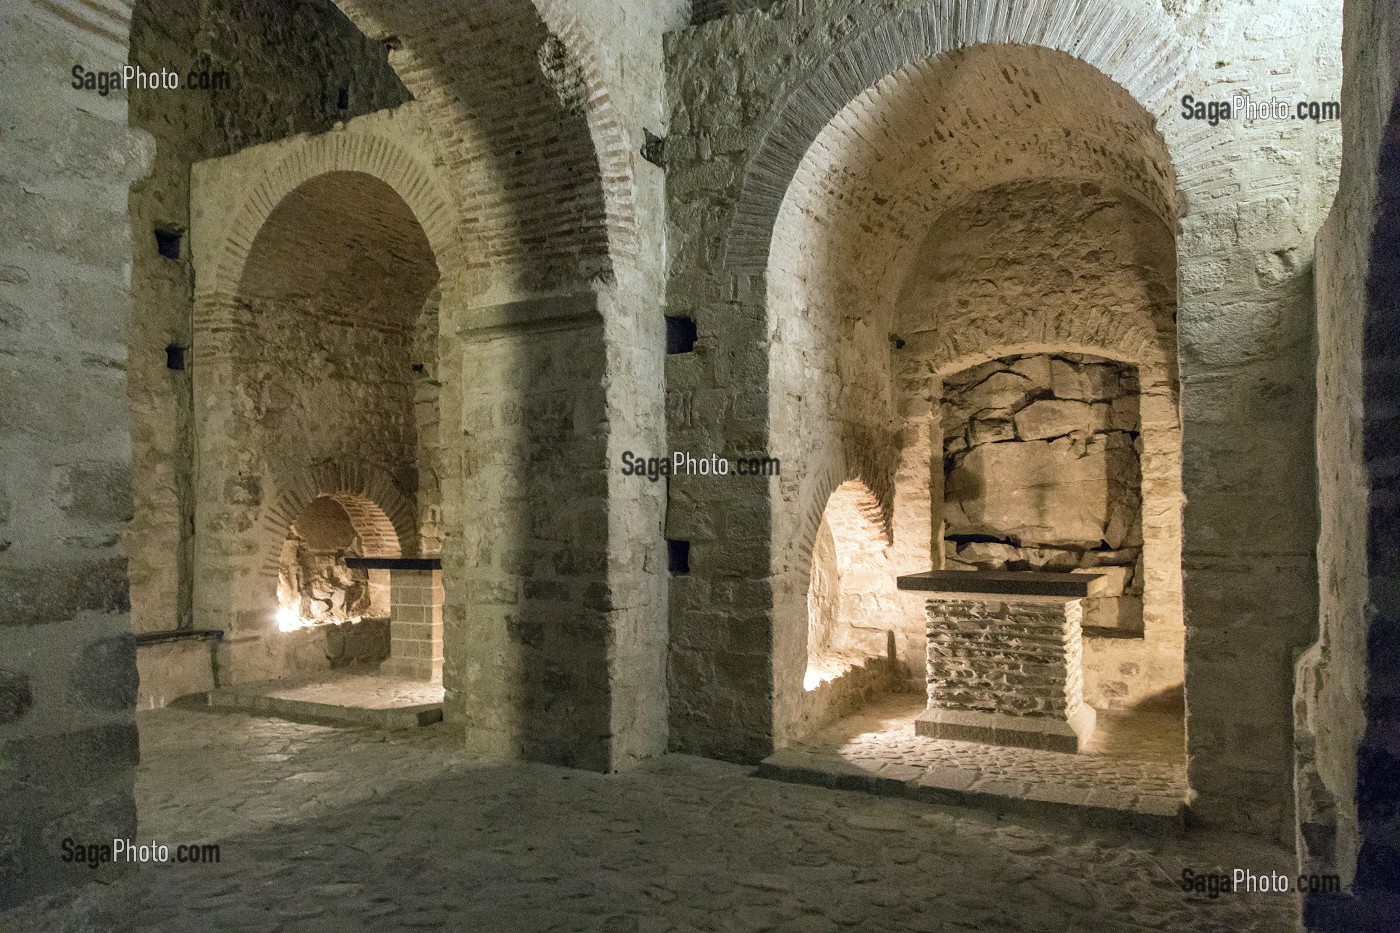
[761,695,1186,831]
[203,672,445,728]
[11,707,1301,932]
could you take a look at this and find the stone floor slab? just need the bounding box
[200,671,444,728]
[760,694,1187,834]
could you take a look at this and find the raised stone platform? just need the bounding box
[759,693,1186,834]
[199,672,444,729]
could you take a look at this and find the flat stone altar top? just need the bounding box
[896,570,1107,598]
[344,557,441,570]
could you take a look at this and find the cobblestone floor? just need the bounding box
[18,708,1301,932]
[763,695,1186,824]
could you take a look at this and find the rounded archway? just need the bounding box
[192,167,442,684]
[767,43,1183,749]
[275,492,401,632]
[801,481,898,732]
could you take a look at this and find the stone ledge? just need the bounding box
[915,706,1097,754]
[345,557,441,570]
[456,291,600,339]
[897,570,1107,598]
[197,674,444,729]
[757,749,1185,837]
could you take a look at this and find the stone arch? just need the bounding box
[259,462,416,576]
[790,478,899,737]
[789,465,893,583]
[195,129,455,325]
[533,0,640,263]
[758,29,1192,750]
[331,0,625,289]
[726,0,1195,274]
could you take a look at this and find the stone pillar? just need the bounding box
[381,569,443,683]
[913,594,1096,753]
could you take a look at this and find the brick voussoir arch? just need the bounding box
[726,0,1197,274]
[195,128,457,322]
[330,0,633,281]
[534,0,640,263]
[783,445,895,578]
[259,461,418,576]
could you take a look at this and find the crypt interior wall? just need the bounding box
[126,0,411,707]
[187,108,448,688]
[0,2,152,910]
[665,0,1341,842]
[763,44,1184,751]
[7,0,1389,918]
[1296,0,1400,920]
[900,180,1185,714]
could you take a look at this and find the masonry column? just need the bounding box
[0,1,151,913]
[349,558,443,682]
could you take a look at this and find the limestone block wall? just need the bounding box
[665,0,1340,839]
[189,106,450,686]
[382,569,443,683]
[126,0,411,647]
[941,353,1146,633]
[0,0,153,909]
[1296,0,1400,920]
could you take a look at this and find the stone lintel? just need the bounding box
[345,557,441,571]
[897,569,1107,599]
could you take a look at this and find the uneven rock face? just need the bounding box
[942,353,1144,634]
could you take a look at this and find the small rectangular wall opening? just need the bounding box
[155,227,183,260]
[667,539,690,575]
[666,316,697,354]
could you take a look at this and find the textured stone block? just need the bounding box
[68,636,138,710]
[0,668,33,724]
[917,597,1095,753]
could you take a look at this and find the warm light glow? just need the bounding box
[276,606,307,632]
[804,666,837,691]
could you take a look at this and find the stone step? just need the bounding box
[193,675,444,730]
[756,748,1185,837]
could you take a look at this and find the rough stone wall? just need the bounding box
[1297,0,1400,924]
[925,599,1086,721]
[0,0,152,910]
[189,107,444,687]
[801,482,903,732]
[665,0,1339,840]
[941,353,1146,637]
[126,0,410,705]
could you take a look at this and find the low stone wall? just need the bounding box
[919,597,1093,753]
